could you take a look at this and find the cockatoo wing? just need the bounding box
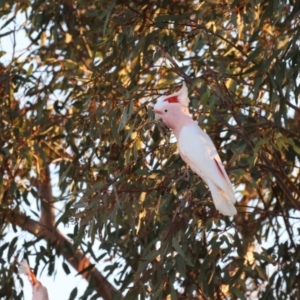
[178,124,233,193]
[178,124,237,215]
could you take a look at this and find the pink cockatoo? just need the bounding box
[153,82,237,216]
[18,259,49,300]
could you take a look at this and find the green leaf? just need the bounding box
[256,265,268,281]
[68,287,78,300]
[27,64,34,76]
[172,237,185,259]
[124,286,140,300]
[62,261,71,275]
[103,1,116,36]
[231,287,246,300]
[8,237,18,260]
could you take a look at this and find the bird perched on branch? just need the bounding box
[153,82,237,216]
[18,259,49,300]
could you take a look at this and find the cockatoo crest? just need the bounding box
[158,82,189,107]
[19,259,49,300]
[19,259,38,286]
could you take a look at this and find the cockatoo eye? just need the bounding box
[164,109,168,112]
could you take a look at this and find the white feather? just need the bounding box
[178,124,237,216]
[19,259,49,300]
[206,179,237,217]
[174,82,189,107]
[18,259,31,277]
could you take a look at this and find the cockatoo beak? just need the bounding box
[153,109,162,120]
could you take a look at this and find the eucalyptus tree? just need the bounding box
[1,0,300,299]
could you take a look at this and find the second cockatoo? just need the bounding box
[18,259,49,300]
[153,82,237,216]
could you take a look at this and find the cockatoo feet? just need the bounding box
[182,169,190,181]
[174,168,190,184]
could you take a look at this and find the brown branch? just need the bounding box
[5,209,123,300]
[157,47,196,89]
[35,164,55,229]
[272,186,297,249]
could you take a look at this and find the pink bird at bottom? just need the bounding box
[18,259,49,300]
[153,82,237,216]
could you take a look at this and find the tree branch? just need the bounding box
[4,209,123,300]
[35,163,55,229]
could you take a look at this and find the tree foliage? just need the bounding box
[1,0,300,299]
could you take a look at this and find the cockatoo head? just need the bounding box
[153,82,190,119]
[153,82,191,129]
